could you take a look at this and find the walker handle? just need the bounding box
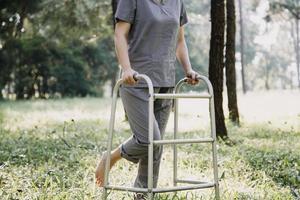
[184,73,201,82]
[133,72,140,82]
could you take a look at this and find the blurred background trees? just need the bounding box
[0,0,299,100]
[0,0,118,99]
[269,0,300,88]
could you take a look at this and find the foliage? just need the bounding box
[0,0,117,99]
[269,0,300,88]
[1,0,299,99]
[270,0,300,18]
[234,1,297,90]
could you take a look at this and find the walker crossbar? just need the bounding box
[154,93,212,99]
[105,182,215,193]
[102,73,220,200]
[152,183,215,193]
[153,138,214,145]
[176,179,210,185]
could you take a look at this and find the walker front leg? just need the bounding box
[173,79,186,187]
[209,96,220,200]
[102,81,122,200]
[173,97,178,187]
[147,92,155,200]
[128,74,155,200]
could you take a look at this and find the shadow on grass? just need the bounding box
[0,119,131,168]
[243,147,300,189]
[225,125,300,197]
[0,129,85,168]
[0,118,134,199]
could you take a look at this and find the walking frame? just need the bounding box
[102,73,220,200]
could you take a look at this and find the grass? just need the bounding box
[0,90,299,199]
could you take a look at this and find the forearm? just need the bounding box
[114,33,132,71]
[114,26,137,85]
[176,39,192,74]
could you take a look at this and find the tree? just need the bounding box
[237,0,247,93]
[225,0,240,125]
[209,0,228,139]
[270,0,300,88]
[0,0,118,99]
[175,0,211,85]
[0,0,42,99]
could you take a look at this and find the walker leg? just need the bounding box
[173,98,179,187]
[147,192,154,200]
[100,75,220,199]
[102,190,108,200]
[147,92,155,200]
[209,97,220,200]
[102,84,119,200]
[212,142,220,200]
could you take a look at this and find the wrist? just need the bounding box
[122,66,132,72]
[184,67,193,75]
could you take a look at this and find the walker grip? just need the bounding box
[184,73,201,82]
[133,72,140,82]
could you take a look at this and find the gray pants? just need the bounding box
[119,86,173,189]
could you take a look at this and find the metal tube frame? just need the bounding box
[172,75,220,200]
[102,74,220,200]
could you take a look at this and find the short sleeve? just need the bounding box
[114,0,136,24]
[180,1,188,26]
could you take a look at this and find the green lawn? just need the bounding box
[0,91,299,199]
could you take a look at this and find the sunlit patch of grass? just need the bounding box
[0,98,121,132]
[234,90,300,126]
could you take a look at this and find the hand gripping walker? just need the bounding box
[102,73,220,200]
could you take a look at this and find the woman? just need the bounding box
[96,0,199,198]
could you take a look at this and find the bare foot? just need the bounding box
[95,151,109,187]
[95,148,121,187]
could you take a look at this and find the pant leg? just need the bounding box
[134,87,173,188]
[119,86,161,164]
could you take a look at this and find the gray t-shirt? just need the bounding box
[115,0,188,87]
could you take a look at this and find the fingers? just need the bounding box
[188,79,197,85]
[187,72,199,85]
[96,182,101,187]
[122,71,137,85]
[191,72,198,85]
[124,75,136,85]
[96,178,103,187]
[191,72,196,80]
[193,73,200,85]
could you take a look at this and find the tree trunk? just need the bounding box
[291,19,300,88]
[291,20,296,89]
[296,18,300,88]
[209,0,228,139]
[237,0,247,93]
[42,74,49,99]
[225,0,240,125]
[112,0,118,29]
[264,52,270,90]
[265,67,270,90]
[14,1,27,38]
